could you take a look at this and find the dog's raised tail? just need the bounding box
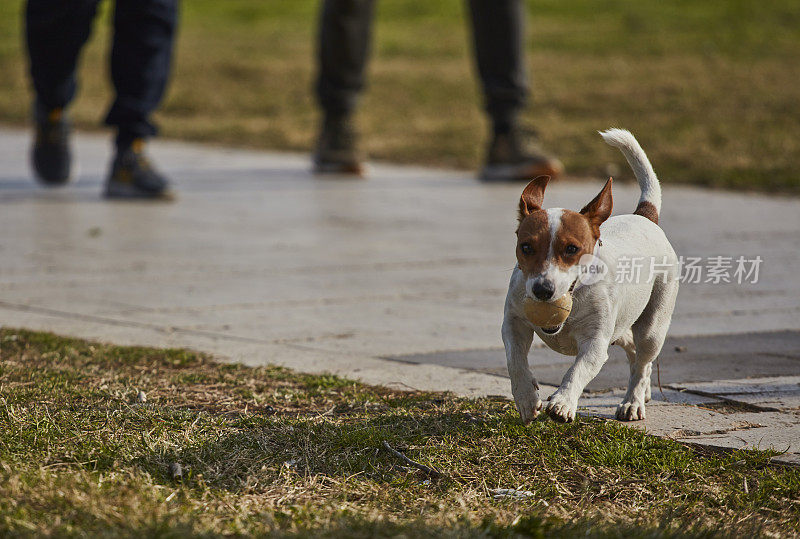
[599,128,661,224]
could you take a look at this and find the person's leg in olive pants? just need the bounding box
[314,0,560,179]
[466,0,528,135]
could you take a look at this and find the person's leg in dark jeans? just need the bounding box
[313,0,375,175]
[104,0,178,199]
[466,0,562,181]
[26,0,101,185]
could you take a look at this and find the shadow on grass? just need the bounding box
[137,412,483,491]
[133,406,774,497]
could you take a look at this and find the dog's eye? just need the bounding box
[520,243,533,255]
[565,244,580,255]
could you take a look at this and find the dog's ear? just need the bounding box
[518,176,550,221]
[580,177,613,234]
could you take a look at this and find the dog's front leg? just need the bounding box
[545,337,611,422]
[502,315,542,424]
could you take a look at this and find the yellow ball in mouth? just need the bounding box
[522,294,573,328]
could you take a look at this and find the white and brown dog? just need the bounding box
[502,129,679,423]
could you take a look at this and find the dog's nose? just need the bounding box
[532,280,555,301]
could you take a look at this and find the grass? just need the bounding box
[0,328,799,537]
[0,1,798,192]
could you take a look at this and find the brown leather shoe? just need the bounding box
[480,127,563,182]
[312,114,365,176]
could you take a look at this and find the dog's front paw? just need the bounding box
[512,380,543,425]
[616,399,646,421]
[545,392,577,423]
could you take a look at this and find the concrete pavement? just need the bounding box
[1,127,798,463]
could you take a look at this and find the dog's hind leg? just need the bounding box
[617,279,678,421]
[614,330,650,402]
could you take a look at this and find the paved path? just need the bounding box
[1,127,798,463]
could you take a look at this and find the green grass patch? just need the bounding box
[1,327,798,536]
[0,1,798,192]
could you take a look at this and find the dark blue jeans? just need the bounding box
[316,0,528,129]
[26,0,178,146]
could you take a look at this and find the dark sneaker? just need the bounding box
[105,139,174,201]
[480,127,563,182]
[32,107,72,186]
[312,115,365,176]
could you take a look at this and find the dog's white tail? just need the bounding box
[599,128,661,224]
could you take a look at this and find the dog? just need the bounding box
[502,129,679,423]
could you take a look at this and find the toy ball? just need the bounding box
[523,294,572,328]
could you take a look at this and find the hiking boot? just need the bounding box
[480,126,563,182]
[104,139,174,201]
[313,114,365,176]
[32,107,72,186]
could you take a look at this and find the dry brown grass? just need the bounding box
[1,328,799,537]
